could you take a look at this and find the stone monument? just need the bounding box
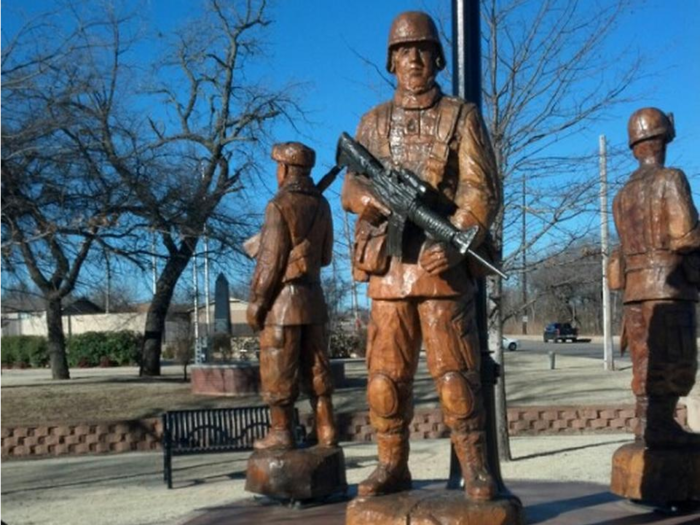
[609,107,700,510]
[244,141,346,503]
[214,273,232,336]
[339,11,523,524]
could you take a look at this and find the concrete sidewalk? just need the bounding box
[1,434,632,525]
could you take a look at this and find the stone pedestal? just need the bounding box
[346,490,524,525]
[245,446,347,502]
[611,442,700,505]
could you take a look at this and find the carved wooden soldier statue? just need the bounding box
[247,142,338,450]
[341,11,500,501]
[609,107,700,506]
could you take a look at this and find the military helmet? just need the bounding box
[271,142,316,168]
[627,107,675,149]
[386,11,446,73]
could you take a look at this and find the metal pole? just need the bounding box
[449,0,507,491]
[522,175,528,335]
[343,210,361,332]
[203,229,211,336]
[105,250,111,314]
[151,231,158,295]
[600,135,615,371]
[192,251,201,363]
[451,0,481,105]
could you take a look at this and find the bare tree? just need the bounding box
[477,0,645,460]
[1,8,133,379]
[32,0,301,376]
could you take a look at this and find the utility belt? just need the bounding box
[624,250,680,272]
[623,249,700,285]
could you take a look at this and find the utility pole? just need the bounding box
[600,135,615,371]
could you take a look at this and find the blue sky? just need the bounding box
[3,0,699,303]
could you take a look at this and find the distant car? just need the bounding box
[543,322,578,343]
[502,336,519,352]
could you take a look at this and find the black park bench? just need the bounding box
[162,406,305,489]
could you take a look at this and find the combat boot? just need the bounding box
[358,432,412,497]
[315,395,338,447]
[645,396,700,448]
[452,431,497,501]
[254,405,295,450]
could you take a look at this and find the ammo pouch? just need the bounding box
[282,197,321,283]
[283,238,314,282]
[608,246,625,290]
[352,219,389,282]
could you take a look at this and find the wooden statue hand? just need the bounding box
[360,192,391,226]
[246,302,267,332]
[419,240,465,275]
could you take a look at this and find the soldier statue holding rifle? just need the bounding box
[340,11,501,501]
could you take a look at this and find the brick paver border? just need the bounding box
[1,405,687,459]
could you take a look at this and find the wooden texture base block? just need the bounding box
[346,490,524,525]
[245,446,347,501]
[611,442,700,504]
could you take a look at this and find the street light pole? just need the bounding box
[449,0,509,489]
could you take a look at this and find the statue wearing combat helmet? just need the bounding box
[341,11,500,501]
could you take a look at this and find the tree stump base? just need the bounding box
[611,442,700,505]
[245,446,347,502]
[346,490,524,525]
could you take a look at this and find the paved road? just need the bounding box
[513,338,632,366]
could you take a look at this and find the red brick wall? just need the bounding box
[2,419,161,458]
[1,405,688,459]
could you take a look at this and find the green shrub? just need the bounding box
[67,331,141,367]
[329,329,366,358]
[1,335,49,367]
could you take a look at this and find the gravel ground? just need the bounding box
[1,434,630,525]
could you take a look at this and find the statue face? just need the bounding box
[392,41,437,94]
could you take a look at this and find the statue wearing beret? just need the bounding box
[247,142,337,450]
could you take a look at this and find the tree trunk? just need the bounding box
[141,248,194,376]
[46,297,70,380]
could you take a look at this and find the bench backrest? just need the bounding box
[163,406,272,454]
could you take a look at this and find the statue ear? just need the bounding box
[389,52,396,74]
[667,112,676,142]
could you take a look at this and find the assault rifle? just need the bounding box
[336,132,507,280]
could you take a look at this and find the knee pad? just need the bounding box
[368,373,400,418]
[437,371,474,418]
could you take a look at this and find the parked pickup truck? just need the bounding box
[543,322,578,343]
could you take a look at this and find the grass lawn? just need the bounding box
[0,367,265,427]
[1,349,656,428]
